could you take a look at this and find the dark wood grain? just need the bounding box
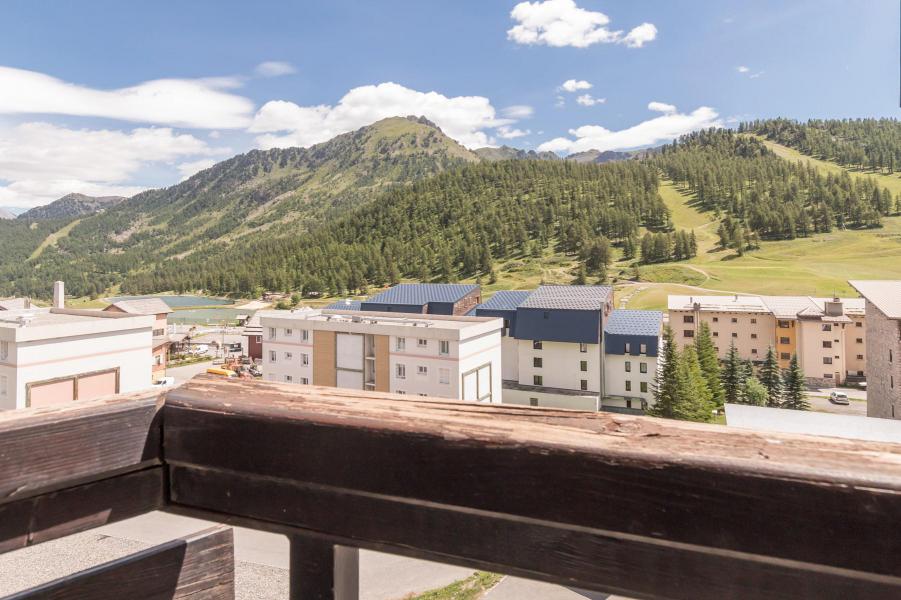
[0,391,163,503]
[289,535,359,600]
[2,525,235,600]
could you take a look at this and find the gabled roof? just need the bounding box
[106,298,173,315]
[364,284,478,306]
[325,299,362,311]
[474,290,532,312]
[604,310,663,337]
[519,285,612,311]
[849,281,901,320]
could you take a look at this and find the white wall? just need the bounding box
[517,340,600,393]
[604,354,656,402]
[503,386,599,411]
[500,335,519,381]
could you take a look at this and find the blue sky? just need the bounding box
[0,0,898,207]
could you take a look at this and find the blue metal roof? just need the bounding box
[604,310,663,337]
[473,290,531,312]
[519,285,612,310]
[324,299,362,311]
[363,284,479,307]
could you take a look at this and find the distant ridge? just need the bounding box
[0,208,15,220]
[18,193,127,221]
[474,145,560,162]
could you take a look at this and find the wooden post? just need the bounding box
[289,535,358,600]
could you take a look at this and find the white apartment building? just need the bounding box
[0,284,154,410]
[258,308,503,402]
[602,310,663,412]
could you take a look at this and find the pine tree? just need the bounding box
[721,342,744,404]
[693,322,724,408]
[758,346,783,407]
[674,346,715,422]
[649,327,679,419]
[741,376,768,406]
[781,355,809,410]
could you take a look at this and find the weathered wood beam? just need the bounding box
[0,391,164,503]
[164,377,901,600]
[289,535,359,600]
[2,525,235,600]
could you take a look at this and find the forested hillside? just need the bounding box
[746,118,901,173]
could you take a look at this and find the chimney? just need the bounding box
[52,281,65,309]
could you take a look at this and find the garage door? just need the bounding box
[77,370,118,401]
[29,378,76,408]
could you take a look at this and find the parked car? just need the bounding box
[829,391,850,405]
[151,376,175,388]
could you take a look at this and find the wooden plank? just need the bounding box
[163,377,901,595]
[168,465,901,600]
[0,390,163,503]
[0,468,164,555]
[289,535,359,600]
[2,525,234,600]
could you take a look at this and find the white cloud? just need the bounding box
[555,95,566,108]
[560,79,592,92]
[496,126,531,139]
[507,0,656,48]
[0,122,227,207]
[736,65,750,73]
[621,23,657,48]
[576,94,605,106]
[501,105,534,119]
[0,66,255,129]
[178,159,218,180]
[736,65,764,79]
[250,82,508,149]
[255,61,297,77]
[537,105,721,155]
[749,71,764,79]
[647,101,676,114]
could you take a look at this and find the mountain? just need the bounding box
[18,193,126,221]
[566,149,635,164]
[0,208,15,220]
[474,146,559,162]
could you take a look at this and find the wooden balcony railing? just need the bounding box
[2,374,901,599]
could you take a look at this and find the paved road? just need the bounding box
[166,359,215,385]
[806,394,867,416]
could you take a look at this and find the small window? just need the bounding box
[301,353,309,366]
[824,373,833,379]
[731,318,738,324]
[255,336,262,343]
[580,379,588,391]
[712,317,719,323]
[626,399,633,409]
[640,382,648,393]
[778,320,790,329]
[533,340,542,350]
[439,368,450,384]
[396,337,406,351]
[417,365,428,376]
[580,360,587,372]
[269,350,277,362]
[625,342,631,353]
[301,329,309,342]
[439,340,450,355]
[780,352,790,360]
[731,332,738,338]
[396,364,406,379]
[285,328,293,337]
[712,331,719,337]
[533,375,543,386]
[284,352,292,360]
[640,362,647,374]
[683,315,694,323]
[625,380,632,392]
[579,343,588,353]
[397,390,406,395]
[822,324,832,332]
[891,350,894,363]
[419,393,428,397]
[822,341,832,349]
[684,330,694,338]
[529,397,539,407]
[300,377,309,385]
[857,354,864,360]
[417,338,428,348]
[856,321,862,328]
[856,338,863,344]
[823,357,833,365]
[625,361,631,373]
[751,349,758,355]
[640,343,647,354]
[533,357,543,368]
[285,375,293,383]
[751,333,757,339]
[268,327,276,339]
[780,337,790,345]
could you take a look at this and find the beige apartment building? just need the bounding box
[669,294,866,386]
[849,281,901,419]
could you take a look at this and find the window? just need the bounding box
[533,357,542,368]
[269,350,277,362]
[712,331,719,338]
[285,375,293,383]
[823,357,833,365]
[153,328,165,337]
[781,352,791,360]
[529,397,539,407]
[712,317,719,323]
[684,330,694,338]
[284,352,293,360]
[397,390,406,395]
[417,338,428,348]
[301,329,309,342]
[439,368,450,384]
[255,336,262,343]
[822,341,832,349]
[626,399,633,409]
[396,364,406,379]
[778,321,791,329]
[625,361,631,373]
[751,349,758,355]
[419,393,428,397]
[417,365,428,376]
[640,343,647,354]
[856,321,863,328]
[731,332,738,338]
[857,354,864,360]
[856,338,863,344]
[155,354,162,366]
[780,337,790,345]
[683,315,694,323]
[731,318,738,323]
[301,353,309,366]
[751,318,757,324]
[891,350,894,363]
[439,340,450,355]
[580,379,588,391]
[751,333,757,339]
[301,377,309,385]
[579,343,588,353]
[533,375,543,386]
[533,340,542,350]
[625,342,631,353]
[625,380,632,392]
[640,382,648,393]
[396,337,406,351]
[268,327,276,339]
[824,373,833,379]
[580,360,587,372]
[640,362,648,374]
[822,324,832,332]
[285,328,293,337]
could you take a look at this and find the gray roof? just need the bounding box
[849,280,901,320]
[473,290,531,312]
[604,309,663,337]
[519,285,612,311]
[325,299,362,311]
[107,298,173,315]
[364,284,478,306]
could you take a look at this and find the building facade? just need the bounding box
[360,284,481,315]
[241,314,263,361]
[259,308,503,402]
[849,281,901,420]
[603,310,663,412]
[669,294,865,386]
[103,297,173,378]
